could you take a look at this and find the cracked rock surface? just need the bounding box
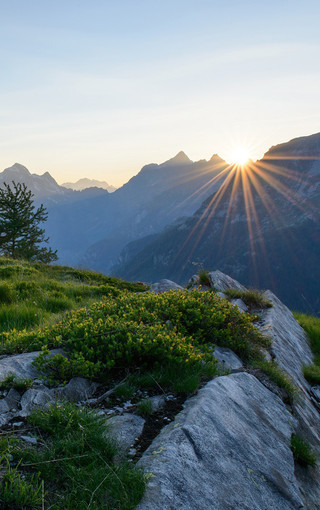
[137,372,302,510]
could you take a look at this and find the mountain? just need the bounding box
[78,152,229,271]
[112,133,320,315]
[62,178,117,192]
[0,163,67,198]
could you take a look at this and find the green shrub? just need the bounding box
[291,434,317,466]
[0,283,13,304]
[30,290,268,384]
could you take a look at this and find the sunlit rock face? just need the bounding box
[113,133,320,315]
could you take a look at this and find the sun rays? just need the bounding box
[168,152,316,282]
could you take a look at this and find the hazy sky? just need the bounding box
[1,0,320,186]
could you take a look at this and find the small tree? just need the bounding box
[0,182,58,263]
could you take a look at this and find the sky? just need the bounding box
[1,0,320,186]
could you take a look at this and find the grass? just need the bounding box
[0,373,33,392]
[136,399,153,417]
[2,401,146,510]
[198,269,210,286]
[302,365,320,385]
[224,288,273,309]
[290,434,317,466]
[126,360,217,395]
[254,360,297,400]
[0,258,146,354]
[294,312,320,385]
[0,457,43,509]
[114,382,136,399]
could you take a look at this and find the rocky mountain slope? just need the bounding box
[112,133,320,315]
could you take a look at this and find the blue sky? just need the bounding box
[1,0,320,185]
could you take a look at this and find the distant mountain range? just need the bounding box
[1,132,319,314]
[62,178,117,192]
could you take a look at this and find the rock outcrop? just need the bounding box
[137,373,302,510]
[0,270,319,508]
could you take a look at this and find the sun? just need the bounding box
[230,147,251,166]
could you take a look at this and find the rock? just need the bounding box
[0,349,64,381]
[54,377,98,402]
[5,388,21,410]
[0,399,10,414]
[258,291,313,390]
[20,435,37,445]
[216,291,227,299]
[311,386,320,401]
[208,269,246,292]
[0,412,15,427]
[187,274,199,288]
[149,395,166,412]
[19,388,54,416]
[12,421,24,428]
[213,346,243,371]
[106,413,145,454]
[231,298,248,313]
[137,373,302,510]
[149,280,184,293]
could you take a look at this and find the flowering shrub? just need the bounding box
[31,290,268,383]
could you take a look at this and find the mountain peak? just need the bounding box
[3,163,31,177]
[210,154,225,163]
[163,151,192,166]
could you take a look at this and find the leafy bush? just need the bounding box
[31,289,268,384]
[291,434,317,466]
[0,283,13,304]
